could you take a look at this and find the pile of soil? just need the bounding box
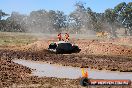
[21,40,49,51]
[74,39,132,56]
[74,39,100,54]
[85,42,132,56]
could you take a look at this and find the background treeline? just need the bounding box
[0,2,131,37]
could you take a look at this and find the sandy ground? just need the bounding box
[0,37,132,88]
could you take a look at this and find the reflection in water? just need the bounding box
[13,59,132,80]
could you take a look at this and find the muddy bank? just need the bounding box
[0,48,132,72]
[0,58,79,88]
[0,58,131,88]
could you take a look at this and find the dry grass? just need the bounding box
[0,32,37,46]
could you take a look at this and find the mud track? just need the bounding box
[0,38,132,88]
[0,48,132,72]
[0,58,131,88]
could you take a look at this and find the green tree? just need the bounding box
[53,11,67,32]
[114,2,132,35]
[104,9,118,38]
[0,10,8,20]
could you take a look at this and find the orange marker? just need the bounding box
[81,68,88,78]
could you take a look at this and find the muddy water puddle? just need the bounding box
[13,59,132,80]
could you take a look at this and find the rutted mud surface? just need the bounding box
[0,49,132,72]
[0,38,132,87]
[0,58,131,88]
[0,39,132,72]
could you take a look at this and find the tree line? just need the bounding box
[0,2,131,37]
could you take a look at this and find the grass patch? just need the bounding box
[0,32,37,46]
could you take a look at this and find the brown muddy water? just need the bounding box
[13,59,132,80]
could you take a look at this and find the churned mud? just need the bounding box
[0,37,132,88]
[0,58,131,88]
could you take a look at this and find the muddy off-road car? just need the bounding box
[48,41,81,54]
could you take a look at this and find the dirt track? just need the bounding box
[0,58,131,88]
[0,38,132,87]
[1,49,132,72]
[0,38,132,72]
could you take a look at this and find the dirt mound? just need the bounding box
[2,40,50,52]
[74,39,132,56]
[21,41,48,51]
[75,39,99,53]
[87,42,132,56]
[0,58,31,87]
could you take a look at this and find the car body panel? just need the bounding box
[48,41,81,54]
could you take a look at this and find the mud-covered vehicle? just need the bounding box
[48,41,81,54]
